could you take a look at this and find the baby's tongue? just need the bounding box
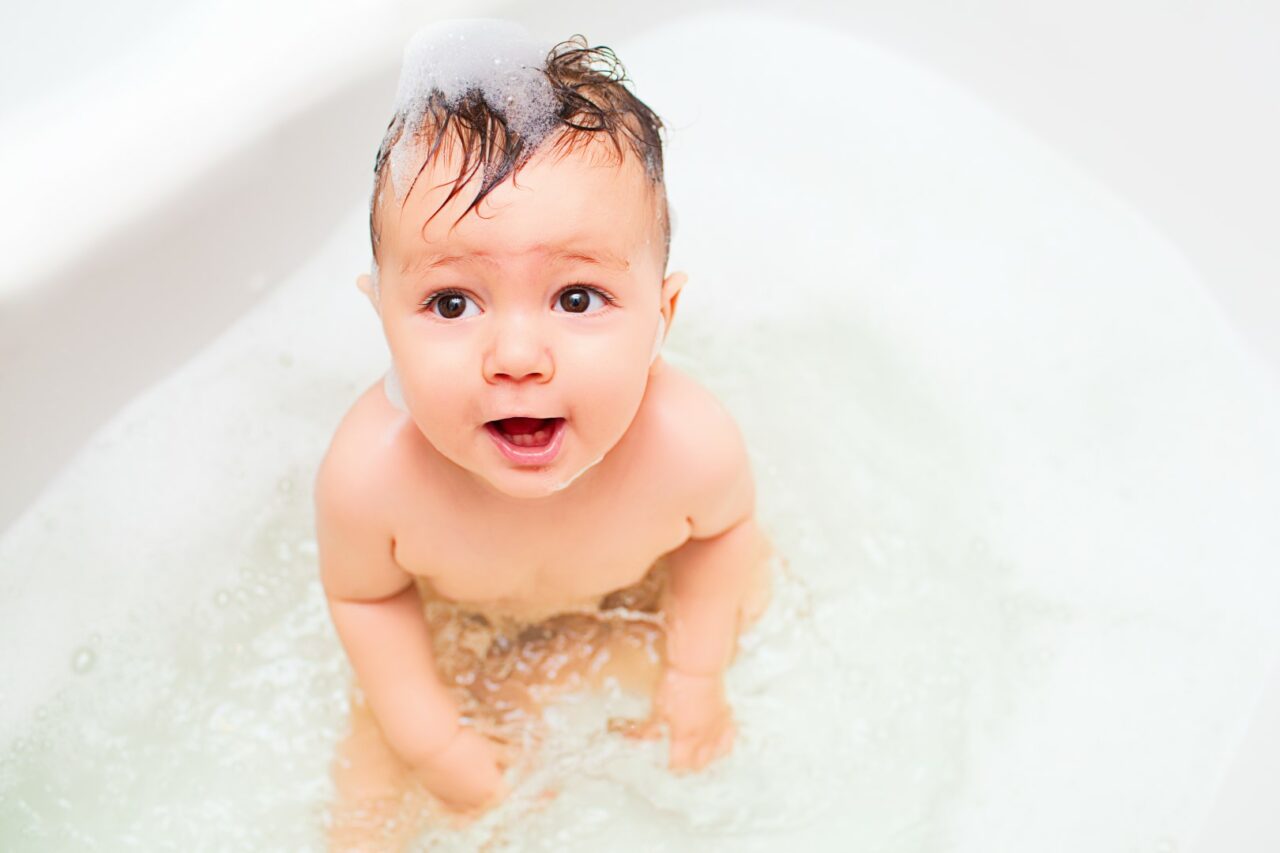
[496,417,548,435]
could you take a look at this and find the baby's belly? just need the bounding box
[404,551,775,735]
[410,561,672,732]
[412,558,670,629]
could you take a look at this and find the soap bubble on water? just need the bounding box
[70,647,96,675]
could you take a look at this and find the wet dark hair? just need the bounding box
[369,35,670,276]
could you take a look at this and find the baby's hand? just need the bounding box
[612,667,736,771]
[410,725,513,819]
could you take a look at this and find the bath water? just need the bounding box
[3,12,1279,852]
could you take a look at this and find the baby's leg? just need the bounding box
[533,614,666,697]
[740,546,780,633]
[489,549,778,724]
[326,687,432,852]
[469,613,667,728]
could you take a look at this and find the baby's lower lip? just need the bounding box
[485,417,566,466]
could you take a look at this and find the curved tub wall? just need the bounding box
[4,0,1278,534]
[1,3,1277,850]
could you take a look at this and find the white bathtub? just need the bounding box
[2,2,1278,850]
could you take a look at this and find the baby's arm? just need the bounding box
[622,404,769,770]
[665,511,766,676]
[314,449,509,813]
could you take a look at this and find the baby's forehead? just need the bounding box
[383,133,661,260]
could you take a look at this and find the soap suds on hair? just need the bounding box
[387,19,560,202]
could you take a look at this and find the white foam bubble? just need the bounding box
[383,363,407,412]
[550,452,607,493]
[648,314,666,365]
[387,19,560,201]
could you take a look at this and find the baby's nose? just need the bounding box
[483,316,553,384]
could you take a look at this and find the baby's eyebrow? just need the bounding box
[402,244,630,276]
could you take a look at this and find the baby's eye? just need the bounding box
[554,284,614,314]
[421,289,480,320]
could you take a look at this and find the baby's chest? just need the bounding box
[394,497,692,612]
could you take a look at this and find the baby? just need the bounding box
[314,21,776,843]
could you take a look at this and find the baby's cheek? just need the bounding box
[577,369,648,441]
[398,365,475,438]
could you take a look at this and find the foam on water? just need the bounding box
[2,11,1280,852]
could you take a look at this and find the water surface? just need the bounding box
[2,12,1278,852]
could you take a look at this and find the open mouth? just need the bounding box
[484,416,566,465]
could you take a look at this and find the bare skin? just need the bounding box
[316,130,777,849]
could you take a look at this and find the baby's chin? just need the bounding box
[476,446,610,501]
[462,460,600,502]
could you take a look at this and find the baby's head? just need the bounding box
[359,21,686,501]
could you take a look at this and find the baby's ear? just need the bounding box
[355,273,379,314]
[661,271,688,325]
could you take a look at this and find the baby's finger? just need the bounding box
[717,721,735,753]
[486,731,524,770]
[442,802,482,830]
[669,738,694,771]
[705,729,731,768]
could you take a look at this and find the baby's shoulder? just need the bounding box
[314,381,423,600]
[647,362,738,439]
[644,363,755,537]
[314,379,416,517]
